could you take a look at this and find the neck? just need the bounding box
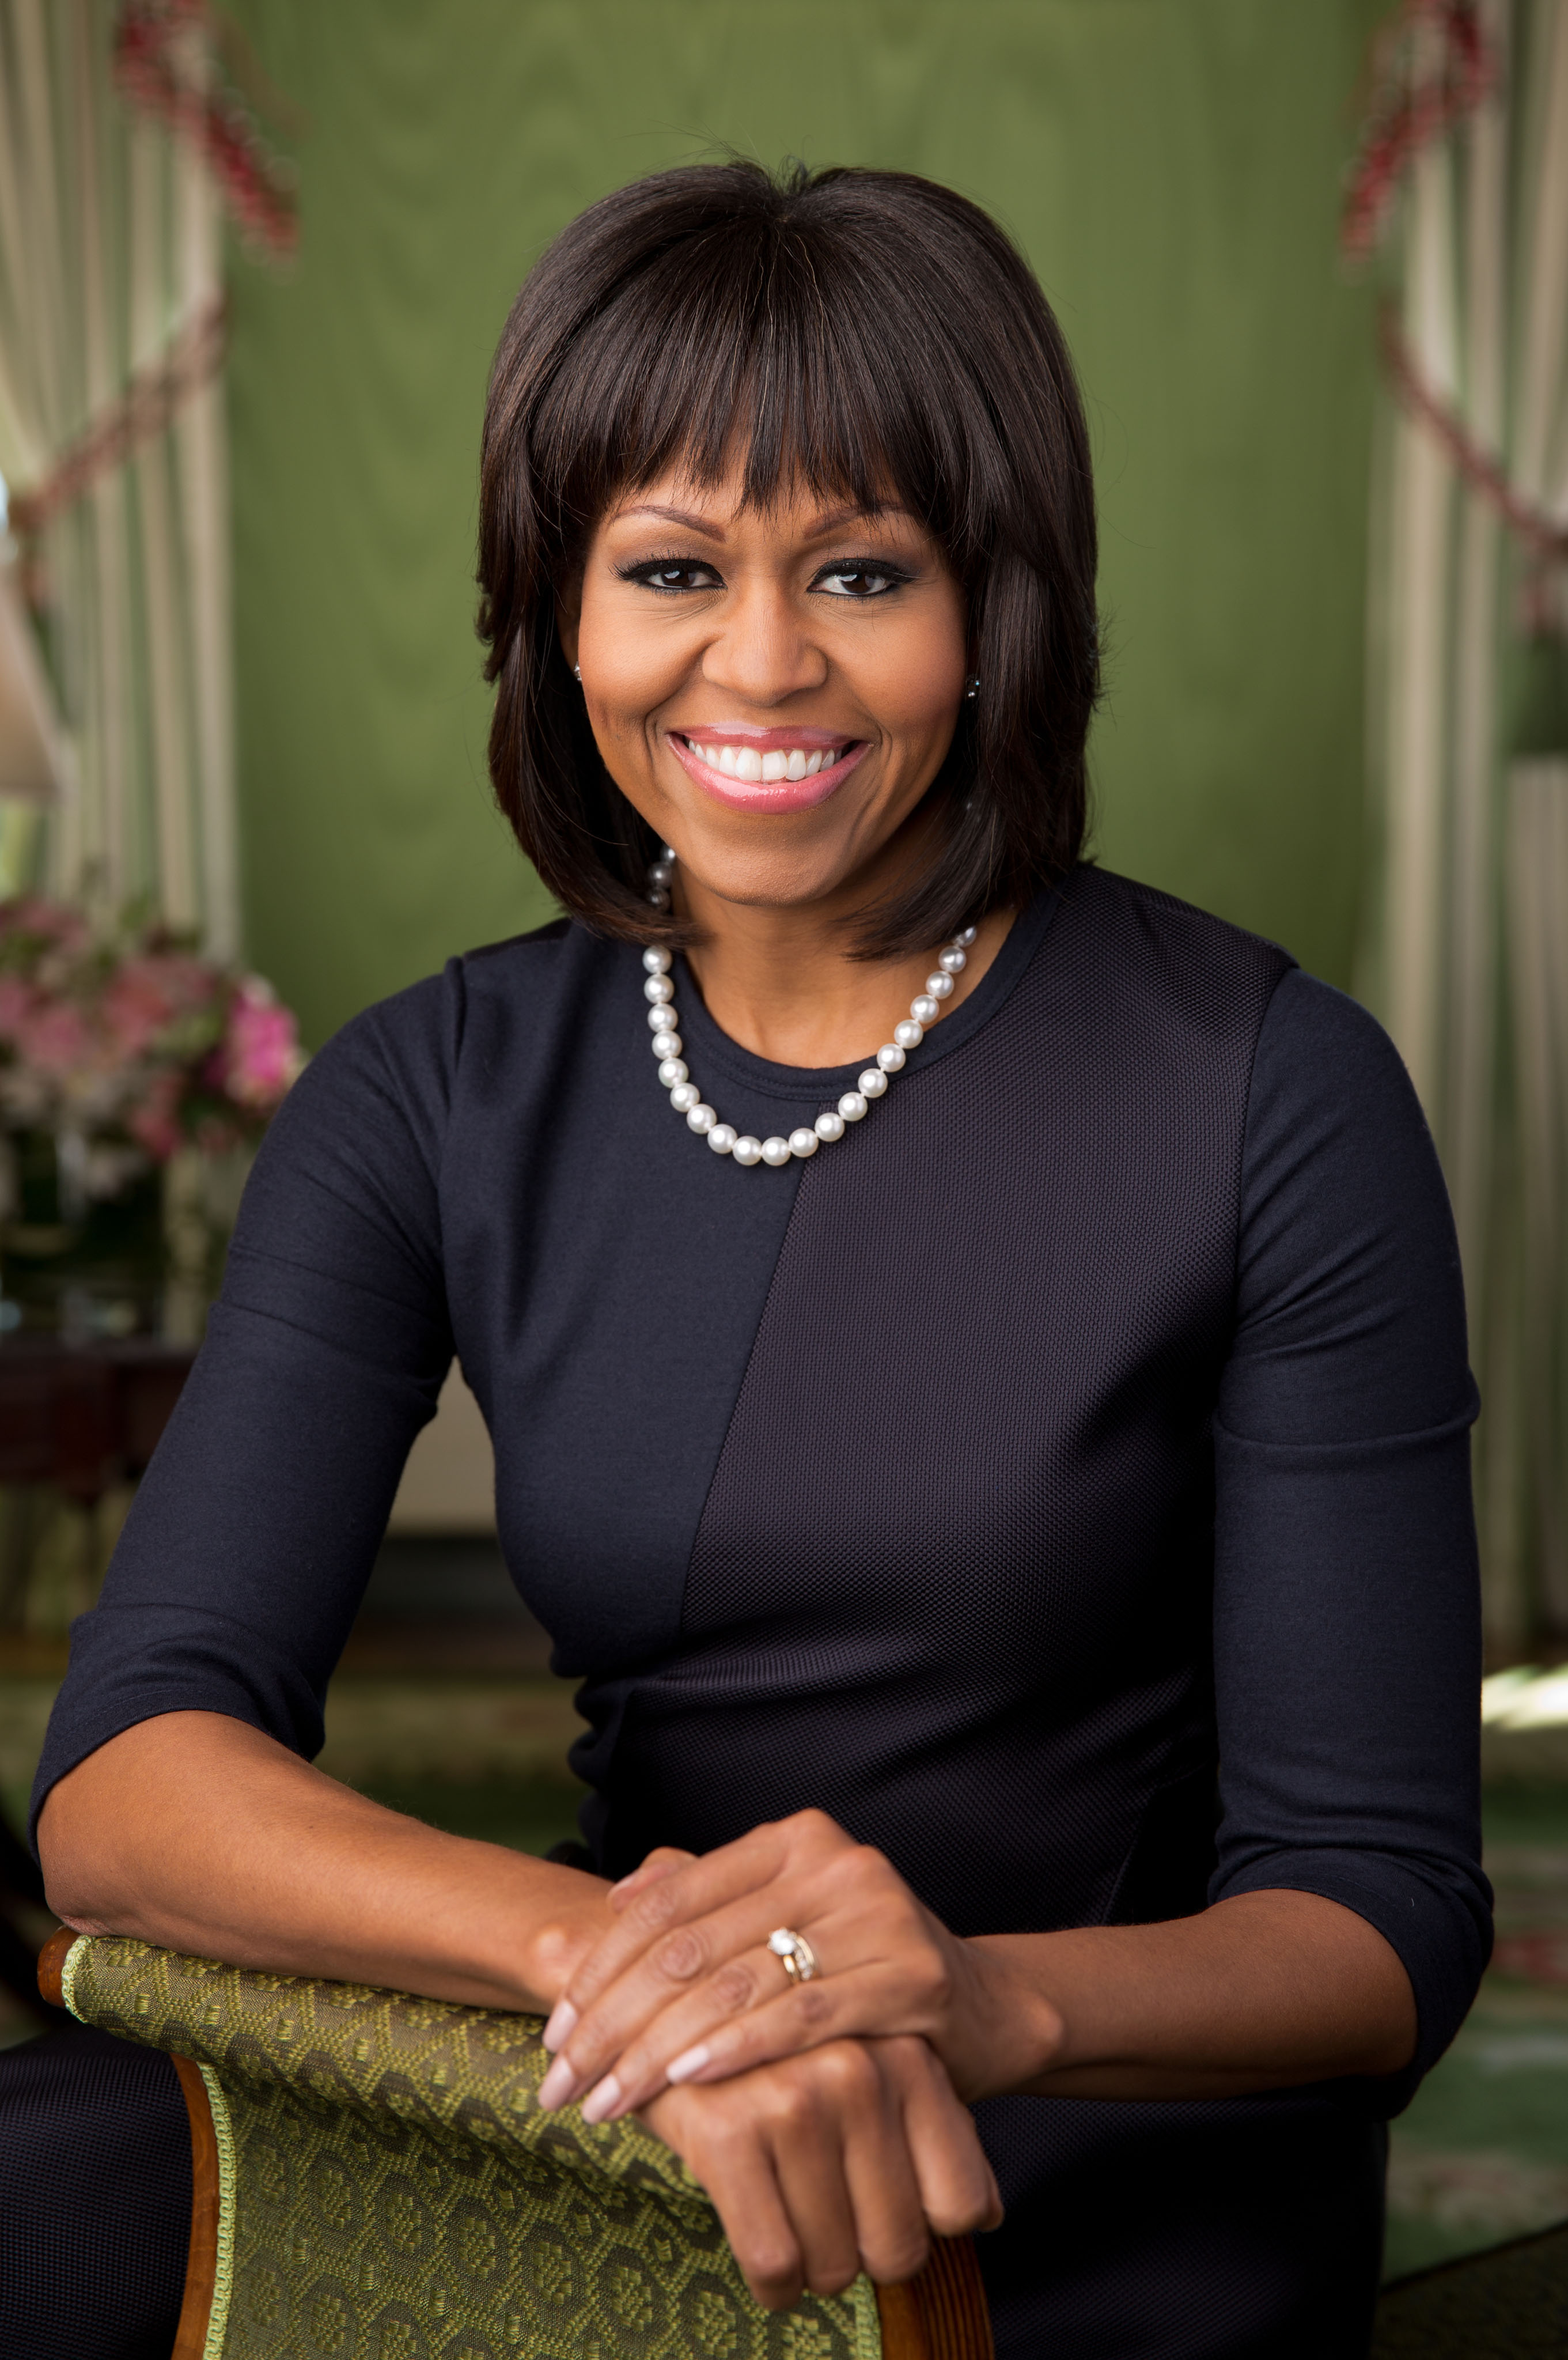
[678,872,1015,1069]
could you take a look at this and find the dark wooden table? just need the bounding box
[0,1337,196,1508]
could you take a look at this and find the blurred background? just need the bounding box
[0,0,1565,2287]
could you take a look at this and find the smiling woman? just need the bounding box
[24,160,1489,2360]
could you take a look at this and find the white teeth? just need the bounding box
[689,740,846,780]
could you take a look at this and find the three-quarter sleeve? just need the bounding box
[1211,967,1491,2094]
[29,971,463,1843]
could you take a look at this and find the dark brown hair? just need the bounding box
[478,160,1099,955]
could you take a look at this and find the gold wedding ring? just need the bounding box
[767,1927,820,1985]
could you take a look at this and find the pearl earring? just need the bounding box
[964,675,980,700]
[573,664,582,682]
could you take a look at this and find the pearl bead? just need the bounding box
[661,844,677,863]
[647,860,675,887]
[639,894,980,1166]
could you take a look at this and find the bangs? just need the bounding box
[530,168,1022,570]
[479,160,1098,955]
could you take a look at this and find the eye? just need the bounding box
[621,558,724,594]
[814,562,910,599]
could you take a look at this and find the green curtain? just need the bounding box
[226,0,1385,1050]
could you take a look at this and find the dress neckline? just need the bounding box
[667,879,1063,1108]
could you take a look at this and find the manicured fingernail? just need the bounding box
[580,2073,622,2125]
[536,2055,579,2111]
[541,1999,578,2053]
[665,2044,711,2085]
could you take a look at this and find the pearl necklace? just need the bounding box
[639,848,978,1167]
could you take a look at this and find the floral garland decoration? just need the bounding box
[113,0,298,262]
[1340,0,1491,265]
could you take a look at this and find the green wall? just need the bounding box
[228,0,1384,1047]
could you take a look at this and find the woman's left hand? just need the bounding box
[534,1808,1056,2123]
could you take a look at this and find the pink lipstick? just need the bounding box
[668,726,868,813]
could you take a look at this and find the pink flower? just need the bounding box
[102,954,217,1058]
[0,897,89,951]
[19,1000,93,1076]
[125,1068,185,1161]
[0,975,37,1041]
[215,982,302,1108]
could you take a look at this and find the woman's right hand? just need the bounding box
[635,2032,1001,2311]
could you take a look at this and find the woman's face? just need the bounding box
[560,465,968,917]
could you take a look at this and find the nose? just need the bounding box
[700,578,828,706]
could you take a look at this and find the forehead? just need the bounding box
[600,469,916,542]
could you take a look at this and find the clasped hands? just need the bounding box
[527,1809,1052,2309]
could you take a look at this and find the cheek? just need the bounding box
[575,588,684,758]
[857,599,967,757]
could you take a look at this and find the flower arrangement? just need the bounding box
[0,896,303,1211]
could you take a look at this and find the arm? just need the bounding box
[30,978,997,2303]
[525,974,1490,2121]
[511,1811,1414,2120]
[38,1719,1001,2306]
[37,1710,612,2012]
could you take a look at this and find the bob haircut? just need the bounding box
[478,160,1099,958]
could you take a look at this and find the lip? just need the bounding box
[668,731,869,812]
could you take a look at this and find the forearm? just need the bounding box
[968,1889,1418,2102]
[38,1710,612,2013]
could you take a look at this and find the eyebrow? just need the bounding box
[612,500,907,540]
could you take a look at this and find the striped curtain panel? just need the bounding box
[1370,0,1568,1652]
[0,0,237,951]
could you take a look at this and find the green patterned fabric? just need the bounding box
[62,1934,881,2360]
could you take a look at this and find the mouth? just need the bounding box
[668,728,869,812]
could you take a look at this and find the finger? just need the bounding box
[886,2037,1004,2237]
[603,1963,910,2116]
[560,1807,855,2022]
[541,1882,828,2107]
[540,1849,696,2052]
[574,1947,789,2120]
[810,2044,930,2288]
[671,2106,808,2313]
[546,1826,791,2043]
[762,2056,868,2298]
[605,1846,696,1907]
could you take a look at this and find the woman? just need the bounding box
[30,162,1488,2358]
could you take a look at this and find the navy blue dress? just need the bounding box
[33,866,1491,2359]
